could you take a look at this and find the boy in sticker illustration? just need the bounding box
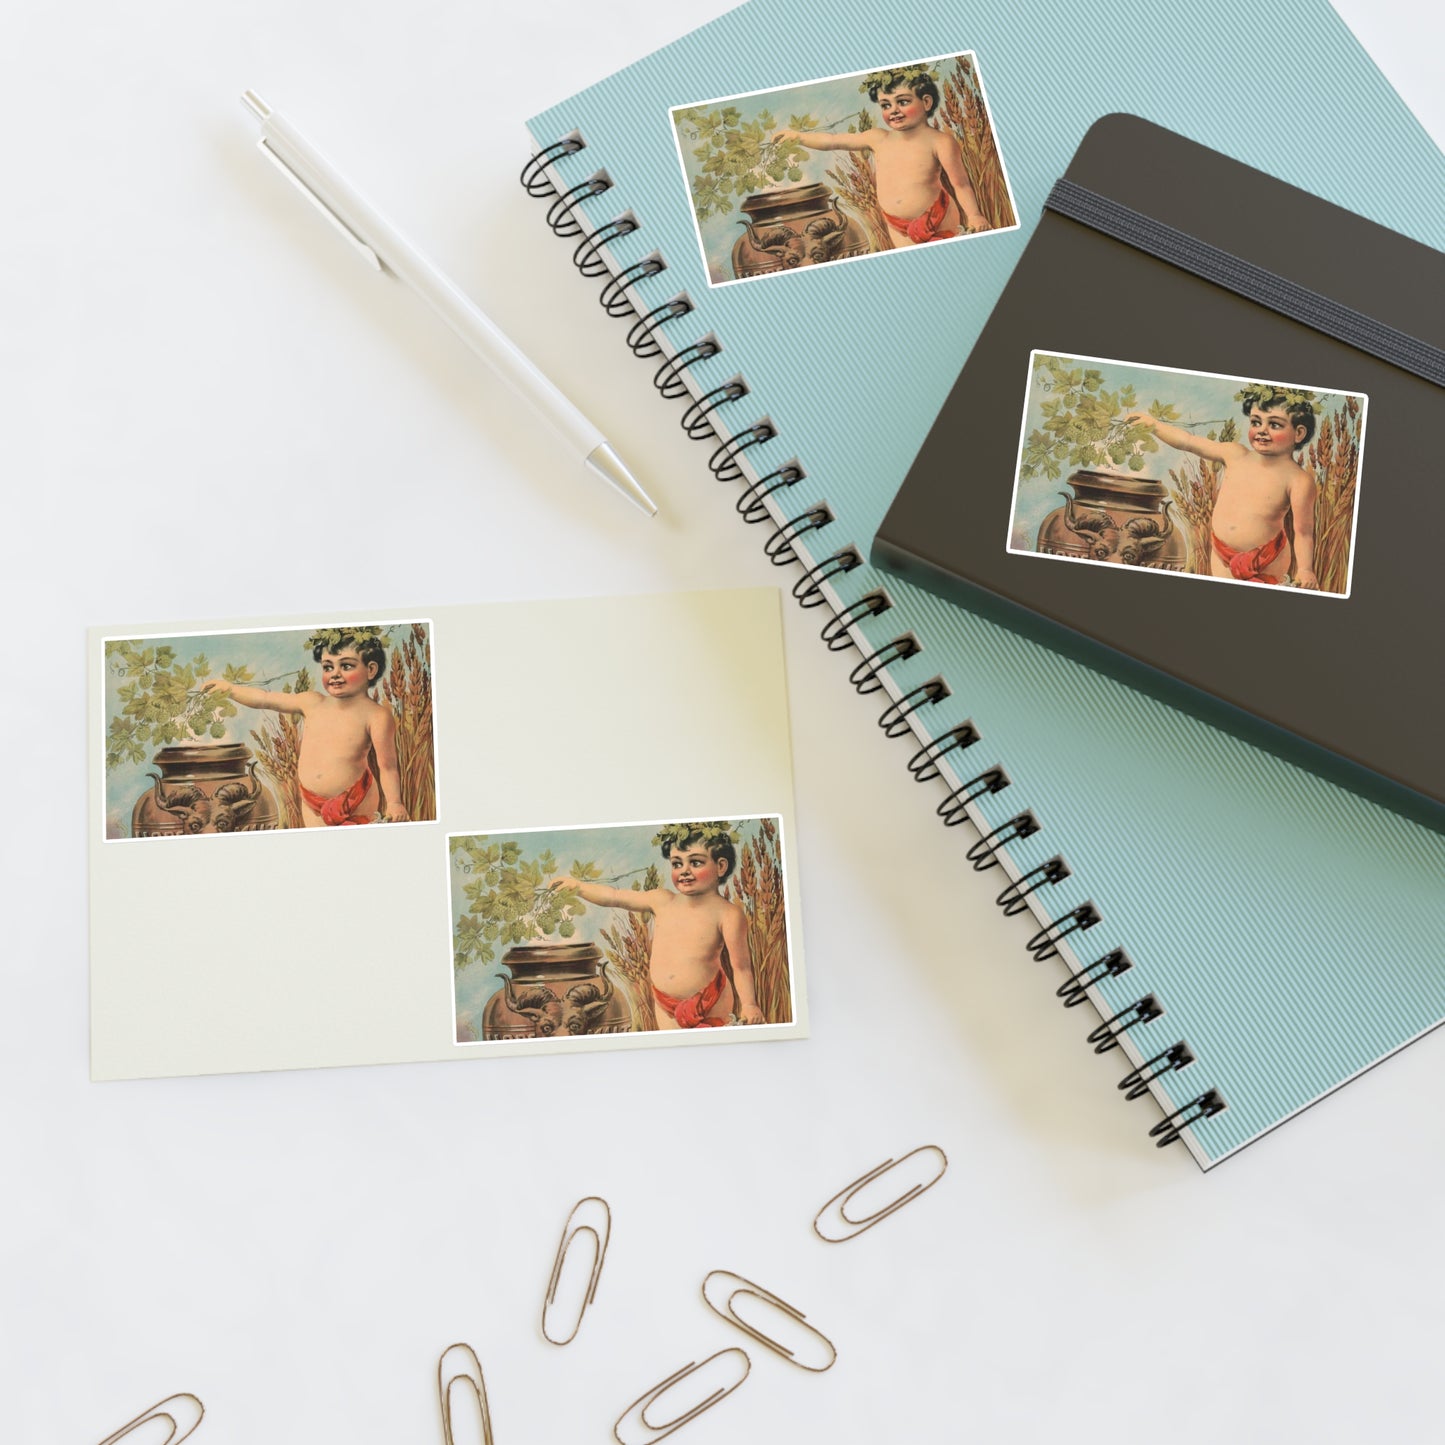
[550,822,765,1028]
[1129,388,1320,587]
[773,67,987,247]
[201,627,408,824]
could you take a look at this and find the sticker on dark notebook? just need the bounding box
[1007,352,1367,598]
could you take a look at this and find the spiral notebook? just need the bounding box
[523,0,1445,1170]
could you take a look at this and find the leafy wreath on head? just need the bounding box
[301,624,393,656]
[858,65,941,97]
[651,820,740,854]
[1233,383,1324,414]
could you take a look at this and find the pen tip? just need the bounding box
[241,90,271,120]
[586,443,659,517]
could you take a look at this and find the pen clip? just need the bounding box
[256,138,382,271]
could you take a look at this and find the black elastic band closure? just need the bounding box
[1149,1089,1225,1148]
[821,591,890,650]
[573,216,637,278]
[1086,994,1162,1054]
[792,548,861,608]
[601,255,665,318]
[1046,177,1445,388]
[654,337,718,398]
[876,676,947,737]
[709,420,774,481]
[1118,1042,1194,1101]
[737,463,802,523]
[996,856,1069,916]
[936,766,1007,825]
[1026,901,1100,961]
[1057,948,1132,1008]
[520,136,583,197]
[908,722,978,782]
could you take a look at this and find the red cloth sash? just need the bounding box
[653,967,728,1028]
[1211,529,1287,583]
[299,767,374,825]
[880,188,958,244]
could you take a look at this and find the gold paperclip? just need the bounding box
[812,1144,949,1243]
[700,1270,836,1372]
[542,1194,612,1345]
[97,1394,204,1445]
[613,1348,751,1445]
[438,1342,495,1445]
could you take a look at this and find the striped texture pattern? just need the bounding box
[530,0,1445,1166]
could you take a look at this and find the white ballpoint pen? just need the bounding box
[241,91,657,517]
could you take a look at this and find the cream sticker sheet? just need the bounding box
[87,590,805,1078]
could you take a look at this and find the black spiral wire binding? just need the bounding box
[908,721,978,781]
[820,591,890,651]
[737,463,804,523]
[848,635,920,694]
[996,856,1069,917]
[681,377,748,439]
[965,811,1040,871]
[792,547,861,608]
[602,255,666,318]
[1149,1091,1226,1148]
[626,295,692,358]
[1086,994,1163,1054]
[573,214,638,277]
[937,765,1008,825]
[875,675,948,736]
[763,504,832,565]
[709,420,775,481]
[520,135,584,197]
[1118,1042,1194,1101]
[655,337,719,398]
[545,172,612,237]
[1056,948,1132,1008]
[521,143,1222,1157]
[1025,902,1099,961]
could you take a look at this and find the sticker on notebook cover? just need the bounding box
[449,817,796,1048]
[102,619,436,838]
[1006,353,1367,597]
[667,53,1018,288]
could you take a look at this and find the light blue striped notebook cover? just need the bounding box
[527,0,1445,1168]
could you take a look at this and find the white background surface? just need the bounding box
[5,2,1444,1440]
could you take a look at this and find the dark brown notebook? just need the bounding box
[874,114,1445,816]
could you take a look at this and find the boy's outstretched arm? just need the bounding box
[550,877,657,912]
[370,706,409,821]
[1127,413,1240,464]
[936,132,988,231]
[200,678,309,714]
[722,903,765,1025]
[1289,470,1320,589]
[772,126,876,153]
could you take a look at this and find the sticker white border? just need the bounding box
[445,814,799,1055]
[1005,350,1369,600]
[99,616,439,842]
[667,51,1020,290]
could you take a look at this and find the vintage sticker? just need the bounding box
[449,817,795,1049]
[1007,352,1368,597]
[668,53,1017,287]
[102,619,436,839]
